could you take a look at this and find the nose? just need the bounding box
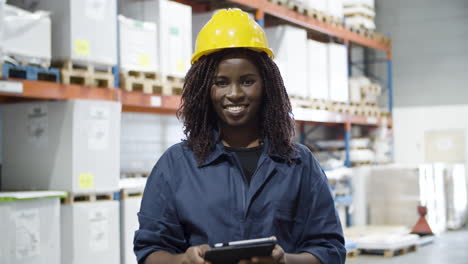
[226,83,245,102]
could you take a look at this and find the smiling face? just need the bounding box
[211,54,264,131]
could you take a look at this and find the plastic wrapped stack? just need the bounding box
[328,43,349,103]
[266,25,308,99]
[1,4,51,67]
[343,0,376,30]
[307,39,329,100]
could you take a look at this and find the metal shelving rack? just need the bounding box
[0,0,393,167]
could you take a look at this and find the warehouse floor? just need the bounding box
[346,228,468,264]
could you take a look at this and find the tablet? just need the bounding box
[204,237,277,264]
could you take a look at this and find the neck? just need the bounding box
[220,124,261,148]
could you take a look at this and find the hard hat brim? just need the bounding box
[191,47,274,64]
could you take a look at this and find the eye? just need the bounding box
[214,79,229,87]
[242,79,255,86]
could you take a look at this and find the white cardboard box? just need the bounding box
[266,25,308,98]
[328,43,349,102]
[303,0,327,13]
[119,178,146,264]
[2,100,121,193]
[120,0,192,78]
[0,0,7,61]
[35,0,117,66]
[327,0,344,20]
[61,200,120,264]
[2,4,51,67]
[119,15,158,73]
[0,191,64,264]
[307,39,329,100]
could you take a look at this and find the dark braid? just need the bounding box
[177,48,296,165]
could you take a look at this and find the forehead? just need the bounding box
[216,53,259,74]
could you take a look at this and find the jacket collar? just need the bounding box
[199,130,301,167]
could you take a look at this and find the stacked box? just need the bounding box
[303,0,327,13]
[2,100,121,193]
[327,0,344,21]
[120,112,165,174]
[349,76,381,104]
[120,0,192,78]
[328,43,349,102]
[34,0,117,66]
[2,4,51,67]
[343,0,376,30]
[119,178,147,264]
[445,164,467,229]
[118,15,158,73]
[307,39,329,100]
[366,165,447,234]
[0,191,64,264]
[0,0,6,62]
[61,200,120,264]
[266,25,308,98]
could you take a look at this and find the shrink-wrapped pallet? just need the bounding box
[118,15,158,73]
[35,0,117,66]
[266,25,308,98]
[2,4,51,67]
[328,43,349,102]
[307,39,329,100]
[120,0,192,78]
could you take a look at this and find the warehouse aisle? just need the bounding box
[347,228,468,264]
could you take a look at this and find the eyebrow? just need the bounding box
[214,73,259,78]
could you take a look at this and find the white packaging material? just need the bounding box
[307,39,329,100]
[303,0,327,13]
[2,4,51,67]
[119,15,158,72]
[366,164,448,234]
[0,191,63,264]
[120,0,192,78]
[61,201,120,264]
[343,0,374,9]
[343,6,375,18]
[327,0,344,20]
[120,112,165,174]
[35,0,117,66]
[328,43,349,102]
[120,179,146,264]
[2,100,121,193]
[266,25,308,98]
[345,16,376,30]
[0,0,6,59]
[445,164,467,229]
[316,138,371,149]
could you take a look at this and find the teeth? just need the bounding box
[226,105,245,112]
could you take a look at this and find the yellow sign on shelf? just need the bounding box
[79,173,94,189]
[138,55,151,68]
[74,39,90,56]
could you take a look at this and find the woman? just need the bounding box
[134,9,345,264]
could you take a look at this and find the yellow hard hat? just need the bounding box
[191,8,274,64]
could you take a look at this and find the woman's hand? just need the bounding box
[182,244,212,264]
[238,244,286,264]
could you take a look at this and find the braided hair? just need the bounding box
[177,48,296,165]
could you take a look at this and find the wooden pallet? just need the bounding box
[329,101,349,113]
[61,191,116,204]
[286,0,305,14]
[165,76,184,95]
[346,248,360,258]
[121,70,164,94]
[120,189,144,200]
[360,244,418,257]
[304,9,327,23]
[56,61,114,88]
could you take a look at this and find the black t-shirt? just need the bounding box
[224,145,264,185]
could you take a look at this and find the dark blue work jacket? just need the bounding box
[134,139,346,263]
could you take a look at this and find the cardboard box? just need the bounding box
[120,0,192,78]
[266,25,308,98]
[2,100,121,193]
[2,4,51,67]
[307,39,329,100]
[61,200,120,264]
[35,0,117,66]
[119,15,158,73]
[0,191,64,264]
[328,43,349,102]
[119,178,146,264]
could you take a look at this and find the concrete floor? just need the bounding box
[347,229,468,264]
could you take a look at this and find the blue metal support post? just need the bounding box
[387,59,393,114]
